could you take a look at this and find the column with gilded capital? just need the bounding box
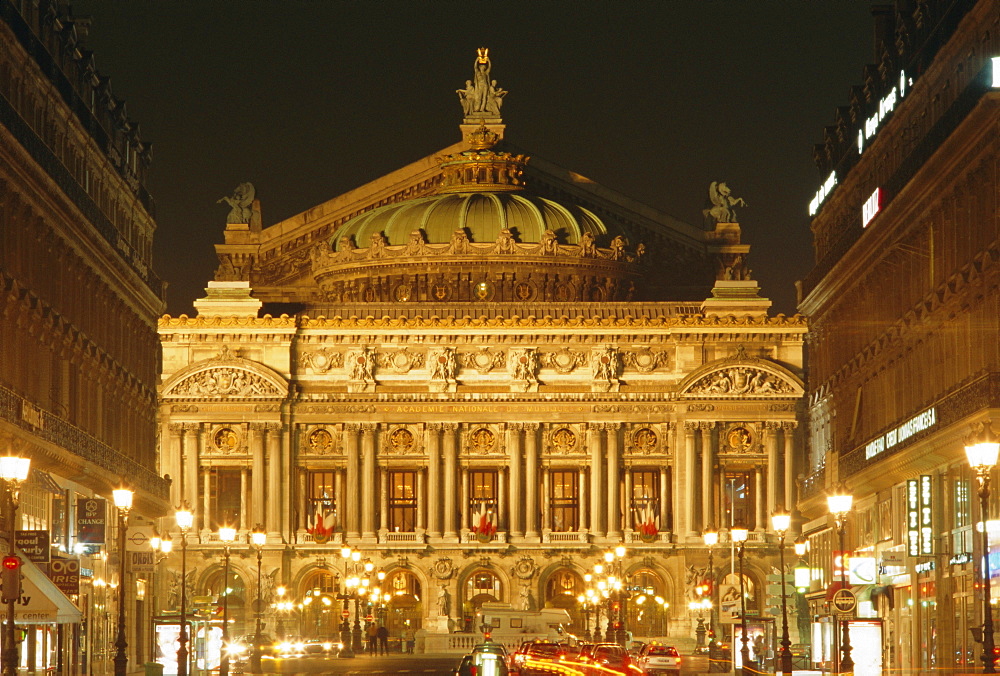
[754,465,765,530]
[266,424,283,539]
[182,425,199,522]
[589,425,605,537]
[345,424,361,540]
[167,425,183,507]
[700,423,714,531]
[606,425,621,538]
[426,425,441,538]
[443,424,458,538]
[361,424,377,540]
[684,423,697,535]
[379,468,389,532]
[508,425,523,537]
[765,422,779,517]
[783,422,797,512]
[524,424,540,538]
[250,424,266,528]
[416,469,426,532]
[578,469,589,533]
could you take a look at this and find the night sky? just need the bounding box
[69,2,876,317]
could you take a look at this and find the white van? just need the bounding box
[475,603,573,650]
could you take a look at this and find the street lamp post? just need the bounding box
[828,490,854,675]
[250,525,267,673]
[771,509,793,676]
[604,545,628,647]
[175,505,194,676]
[218,525,237,676]
[149,533,173,662]
[731,525,750,676]
[967,440,1000,674]
[112,488,134,676]
[338,547,358,658]
[0,454,30,676]
[273,586,289,639]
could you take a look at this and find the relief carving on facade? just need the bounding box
[507,348,540,392]
[723,424,756,454]
[630,427,659,455]
[213,426,244,454]
[548,427,579,455]
[591,346,621,393]
[464,348,505,374]
[430,557,455,580]
[347,347,377,392]
[545,347,586,374]
[428,347,459,392]
[169,367,283,398]
[624,348,671,373]
[387,427,418,454]
[467,427,498,454]
[379,348,424,374]
[299,348,343,373]
[306,428,336,455]
[687,366,794,396]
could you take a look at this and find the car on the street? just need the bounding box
[510,639,572,674]
[455,641,510,675]
[635,642,682,676]
[575,642,641,675]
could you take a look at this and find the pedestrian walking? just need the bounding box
[377,624,389,655]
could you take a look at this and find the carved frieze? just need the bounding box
[299,348,343,374]
[464,348,506,374]
[167,367,283,398]
[545,347,586,374]
[687,366,794,396]
[379,348,424,374]
[624,348,671,373]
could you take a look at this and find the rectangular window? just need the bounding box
[389,471,417,532]
[723,471,754,530]
[470,470,498,523]
[307,471,336,524]
[631,470,659,530]
[208,468,241,529]
[550,470,579,532]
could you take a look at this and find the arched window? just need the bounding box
[627,569,668,638]
[205,567,246,637]
[465,570,502,612]
[545,569,584,632]
[384,570,423,634]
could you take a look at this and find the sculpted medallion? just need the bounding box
[546,347,585,374]
[299,348,343,373]
[308,429,334,454]
[214,427,241,454]
[469,428,496,454]
[726,425,754,453]
[550,427,578,454]
[379,348,424,374]
[389,428,416,454]
[632,428,658,454]
[464,348,505,374]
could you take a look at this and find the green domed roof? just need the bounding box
[331,192,610,251]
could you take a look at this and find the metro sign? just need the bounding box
[862,188,882,228]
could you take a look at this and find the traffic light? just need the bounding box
[1,555,21,602]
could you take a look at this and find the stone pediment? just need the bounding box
[162,349,288,399]
[679,354,802,398]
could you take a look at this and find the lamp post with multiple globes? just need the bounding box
[771,509,793,676]
[174,505,194,676]
[218,525,237,676]
[148,533,172,663]
[703,527,719,638]
[827,490,854,675]
[967,439,1000,674]
[250,525,267,673]
[112,488,134,676]
[0,454,30,676]
[603,545,628,647]
[730,524,750,676]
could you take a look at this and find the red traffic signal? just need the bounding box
[1,555,21,603]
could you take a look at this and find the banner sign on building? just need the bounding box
[76,498,106,544]
[47,557,80,596]
[14,531,49,564]
[907,479,920,556]
[920,475,934,555]
[129,551,154,574]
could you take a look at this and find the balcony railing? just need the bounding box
[461,531,507,544]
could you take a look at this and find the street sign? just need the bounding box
[341,609,350,618]
[126,526,155,552]
[15,531,50,564]
[76,498,107,544]
[831,588,857,614]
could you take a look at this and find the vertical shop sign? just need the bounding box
[920,475,934,555]
[907,479,920,556]
[76,498,106,544]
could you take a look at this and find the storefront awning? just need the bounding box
[14,555,81,624]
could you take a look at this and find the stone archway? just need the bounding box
[543,568,586,633]
[627,569,669,638]
[299,569,339,639]
[383,569,423,635]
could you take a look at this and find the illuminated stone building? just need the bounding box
[157,53,806,659]
[799,0,999,672]
[0,1,168,673]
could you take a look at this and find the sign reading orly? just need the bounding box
[862,187,882,228]
[809,171,837,216]
[858,70,910,154]
[865,407,937,460]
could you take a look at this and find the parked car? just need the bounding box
[510,640,569,674]
[576,642,640,675]
[455,641,510,675]
[635,642,681,676]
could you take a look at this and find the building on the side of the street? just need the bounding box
[0,1,168,673]
[155,51,807,666]
[0,0,168,674]
[798,0,999,672]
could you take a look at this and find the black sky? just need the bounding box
[69,1,876,317]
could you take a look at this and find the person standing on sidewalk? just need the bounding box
[376,624,389,655]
